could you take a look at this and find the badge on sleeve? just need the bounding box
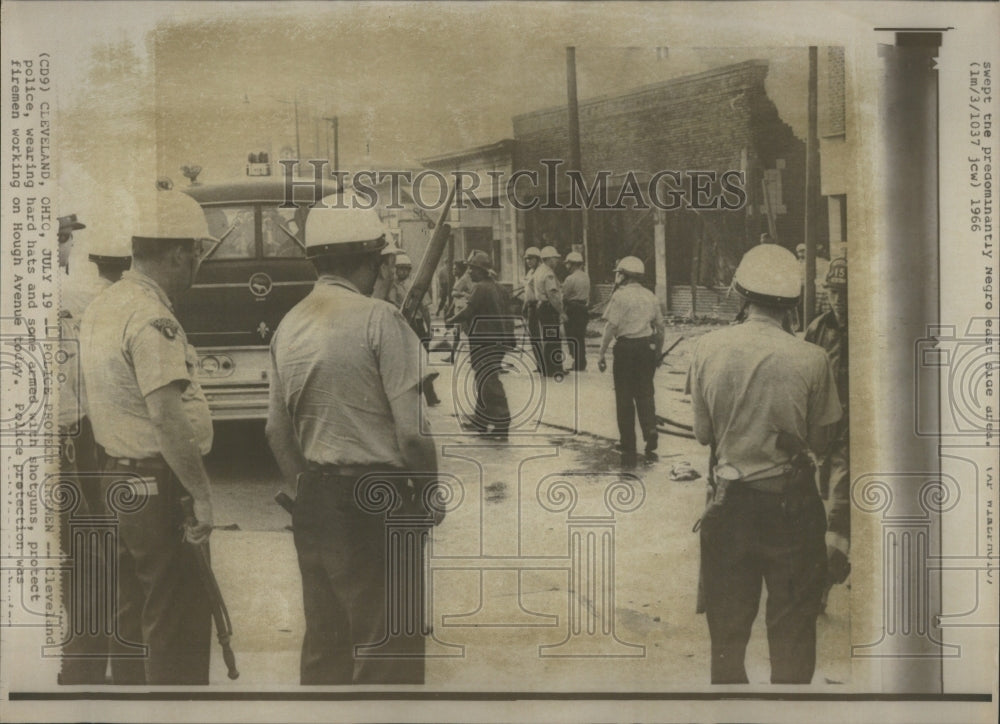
[150,317,180,340]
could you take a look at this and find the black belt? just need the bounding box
[565,299,588,308]
[615,335,653,344]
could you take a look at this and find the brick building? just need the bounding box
[511,59,822,313]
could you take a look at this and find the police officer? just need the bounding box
[445,259,472,364]
[805,257,850,591]
[446,251,512,440]
[521,246,543,372]
[561,251,591,371]
[57,213,86,273]
[534,245,566,377]
[79,189,214,685]
[688,244,842,684]
[597,257,664,467]
[387,252,441,407]
[265,200,442,685]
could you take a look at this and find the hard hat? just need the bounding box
[58,214,86,233]
[381,242,402,257]
[539,245,560,259]
[88,235,133,264]
[614,256,644,276]
[523,246,541,259]
[825,257,847,288]
[304,196,388,258]
[134,189,214,242]
[795,243,806,253]
[466,250,493,271]
[565,251,584,264]
[396,253,412,267]
[732,244,801,306]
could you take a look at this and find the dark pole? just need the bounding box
[566,47,588,264]
[323,116,340,177]
[804,46,819,327]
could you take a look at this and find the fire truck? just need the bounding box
[177,176,338,420]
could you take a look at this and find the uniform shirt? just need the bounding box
[687,314,842,480]
[562,268,591,304]
[269,275,426,467]
[602,282,662,339]
[58,276,113,429]
[388,277,431,312]
[805,310,848,414]
[532,264,563,312]
[80,270,213,459]
[522,267,537,304]
[451,271,475,314]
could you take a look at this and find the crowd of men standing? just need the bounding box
[53,185,850,688]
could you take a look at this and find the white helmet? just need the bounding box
[395,253,412,267]
[615,256,644,276]
[565,251,584,264]
[305,196,388,258]
[88,234,133,264]
[381,242,402,257]
[539,245,560,259]
[523,246,541,259]
[732,244,801,307]
[134,189,213,242]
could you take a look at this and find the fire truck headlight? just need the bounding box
[200,355,221,375]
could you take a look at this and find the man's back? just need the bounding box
[270,276,424,467]
[689,316,841,478]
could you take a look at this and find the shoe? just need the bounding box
[621,451,638,469]
[644,451,659,463]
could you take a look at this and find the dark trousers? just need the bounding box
[699,482,827,684]
[537,302,564,377]
[104,459,212,684]
[565,301,589,371]
[469,343,511,434]
[294,470,426,685]
[612,337,657,453]
[524,302,544,372]
[58,416,112,685]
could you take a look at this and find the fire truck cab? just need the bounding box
[178,177,339,420]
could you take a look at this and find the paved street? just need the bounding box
[203,329,850,688]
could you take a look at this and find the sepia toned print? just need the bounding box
[1,2,997,723]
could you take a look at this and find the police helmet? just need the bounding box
[304,197,388,258]
[732,244,801,307]
[539,245,560,259]
[88,234,133,265]
[396,253,413,268]
[381,242,402,257]
[523,246,541,259]
[565,251,584,264]
[133,189,214,243]
[825,257,847,288]
[614,256,644,276]
[467,250,492,271]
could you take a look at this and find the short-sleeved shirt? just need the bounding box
[532,264,562,310]
[451,272,475,314]
[80,270,213,459]
[562,269,591,304]
[602,282,662,339]
[58,276,113,429]
[269,275,427,467]
[687,314,842,480]
[522,267,538,304]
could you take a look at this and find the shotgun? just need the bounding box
[180,496,239,680]
[401,183,457,338]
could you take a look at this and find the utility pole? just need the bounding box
[323,116,339,176]
[566,47,588,267]
[804,47,819,327]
